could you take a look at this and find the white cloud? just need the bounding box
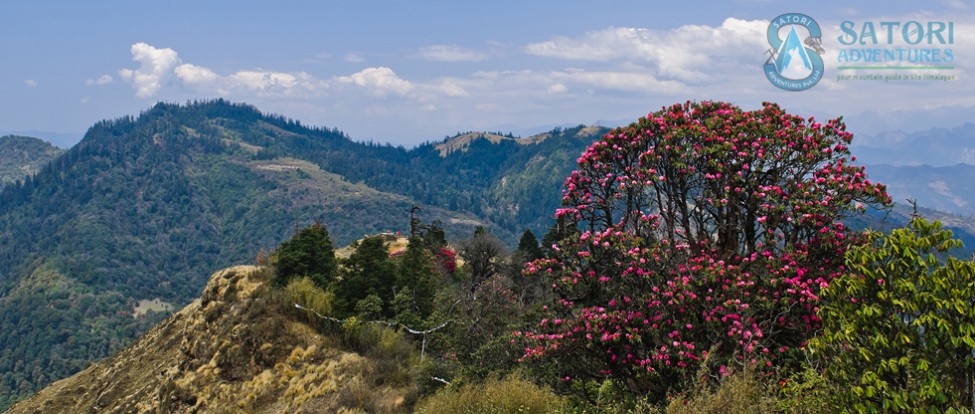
[230,70,327,97]
[436,79,469,97]
[416,45,488,62]
[344,53,365,63]
[24,79,37,87]
[456,67,682,96]
[119,42,181,97]
[231,70,299,91]
[558,69,684,93]
[547,83,568,93]
[85,74,114,86]
[174,64,218,85]
[525,18,768,83]
[117,43,328,98]
[337,67,415,96]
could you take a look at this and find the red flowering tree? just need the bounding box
[517,101,890,400]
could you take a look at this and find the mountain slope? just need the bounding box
[3,100,975,409]
[5,265,413,414]
[865,163,975,217]
[852,123,975,166]
[0,135,63,188]
[0,100,606,408]
[0,101,494,408]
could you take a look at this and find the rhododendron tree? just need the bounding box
[518,101,890,400]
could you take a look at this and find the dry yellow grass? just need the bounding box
[6,265,414,414]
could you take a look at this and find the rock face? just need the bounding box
[6,266,411,414]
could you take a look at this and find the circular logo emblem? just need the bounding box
[764,13,825,91]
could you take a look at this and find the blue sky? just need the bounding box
[2,0,973,147]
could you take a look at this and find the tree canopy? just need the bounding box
[273,221,337,289]
[812,217,975,411]
[519,101,891,400]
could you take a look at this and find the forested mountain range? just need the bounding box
[864,163,975,217]
[0,100,606,408]
[1,99,974,410]
[0,135,63,190]
[852,122,975,166]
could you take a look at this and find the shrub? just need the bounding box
[340,317,415,387]
[810,218,975,412]
[665,368,777,414]
[415,375,564,414]
[365,324,413,362]
[286,276,334,320]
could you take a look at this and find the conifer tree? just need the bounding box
[337,236,397,317]
[273,220,337,289]
[517,229,544,262]
[396,236,437,323]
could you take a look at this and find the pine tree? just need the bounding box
[516,229,543,261]
[337,236,397,317]
[395,236,436,323]
[273,220,337,289]
[459,228,507,291]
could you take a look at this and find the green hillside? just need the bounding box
[0,100,603,408]
[0,100,975,412]
[0,135,63,188]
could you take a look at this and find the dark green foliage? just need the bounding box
[539,215,575,257]
[412,227,542,387]
[422,220,447,249]
[516,229,543,262]
[0,261,165,409]
[336,236,397,317]
[353,294,384,320]
[395,236,437,323]
[273,221,337,289]
[458,228,507,290]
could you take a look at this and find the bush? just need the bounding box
[810,218,975,412]
[776,367,839,414]
[665,369,777,414]
[286,276,333,321]
[340,317,415,387]
[415,375,564,414]
[340,318,402,357]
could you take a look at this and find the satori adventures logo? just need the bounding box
[764,13,825,91]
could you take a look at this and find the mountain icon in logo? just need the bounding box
[775,26,813,80]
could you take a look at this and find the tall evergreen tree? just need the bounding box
[422,219,447,248]
[273,221,337,289]
[336,236,397,317]
[395,236,437,323]
[516,229,543,262]
[459,228,507,291]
